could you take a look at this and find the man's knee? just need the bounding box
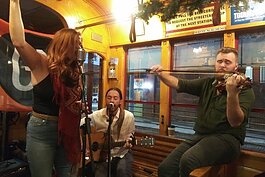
[179,154,197,176]
[158,161,169,176]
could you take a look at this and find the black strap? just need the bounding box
[116,109,125,140]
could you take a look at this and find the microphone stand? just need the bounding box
[80,66,95,177]
[107,106,114,177]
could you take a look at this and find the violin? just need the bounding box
[215,72,252,93]
[144,67,252,93]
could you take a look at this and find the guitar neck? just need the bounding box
[102,137,154,150]
[111,141,126,148]
[108,137,154,148]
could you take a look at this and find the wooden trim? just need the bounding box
[132,132,265,177]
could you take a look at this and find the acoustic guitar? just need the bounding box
[80,131,155,165]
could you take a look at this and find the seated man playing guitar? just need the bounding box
[80,87,135,177]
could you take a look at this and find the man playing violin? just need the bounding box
[150,47,255,177]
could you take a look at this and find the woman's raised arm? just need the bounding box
[9,0,46,73]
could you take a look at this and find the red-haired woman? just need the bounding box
[9,0,83,176]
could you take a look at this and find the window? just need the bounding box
[126,46,161,134]
[83,52,103,112]
[238,32,265,152]
[171,38,223,139]
[260,66,265,83]
[245,66,253,81]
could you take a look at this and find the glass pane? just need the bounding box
[238,33,265,108]
[126,102,160,134]
[83,53,102,112]
[127,73,159,102]
[173,39,222,68]
[260,66,265,83]
[245,66,253,81]
[126,46,161,134]
[127,46,161,102]
[128,46,161,72]
[171,38,223,139]
[172,38,223,105]
[238,32,265,152]
[238,32,265,65]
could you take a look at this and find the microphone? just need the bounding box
[77,48,86,65]
[77,59,85,64]
[107,103,115,121]
[107,103,115,113]
[108,103,115,110]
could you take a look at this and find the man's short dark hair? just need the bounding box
[216,47,238,60]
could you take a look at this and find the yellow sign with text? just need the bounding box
[166,5,226,36]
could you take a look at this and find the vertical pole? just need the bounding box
[1,112,7,161]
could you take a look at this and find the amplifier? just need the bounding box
[0,158,29,177]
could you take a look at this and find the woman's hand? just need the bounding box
[75,100,90,114]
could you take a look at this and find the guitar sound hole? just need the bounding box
[92,142,99,151]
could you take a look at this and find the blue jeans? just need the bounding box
[26,116,77,177]
[158,134,241,177]
[93,151,133,177]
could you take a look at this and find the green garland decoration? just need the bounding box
[137,0,265,23]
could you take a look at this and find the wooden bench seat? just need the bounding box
[132,132,224,177]
[132,132,265,177]
[225,150,265,177]
[190,165,224,177]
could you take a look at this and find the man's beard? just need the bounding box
[214,72,226,81]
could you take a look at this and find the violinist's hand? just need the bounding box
[124,138,133,149]
[226,74,245,94]
[150,65,163,75]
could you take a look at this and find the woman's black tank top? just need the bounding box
[32,75,59,116]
